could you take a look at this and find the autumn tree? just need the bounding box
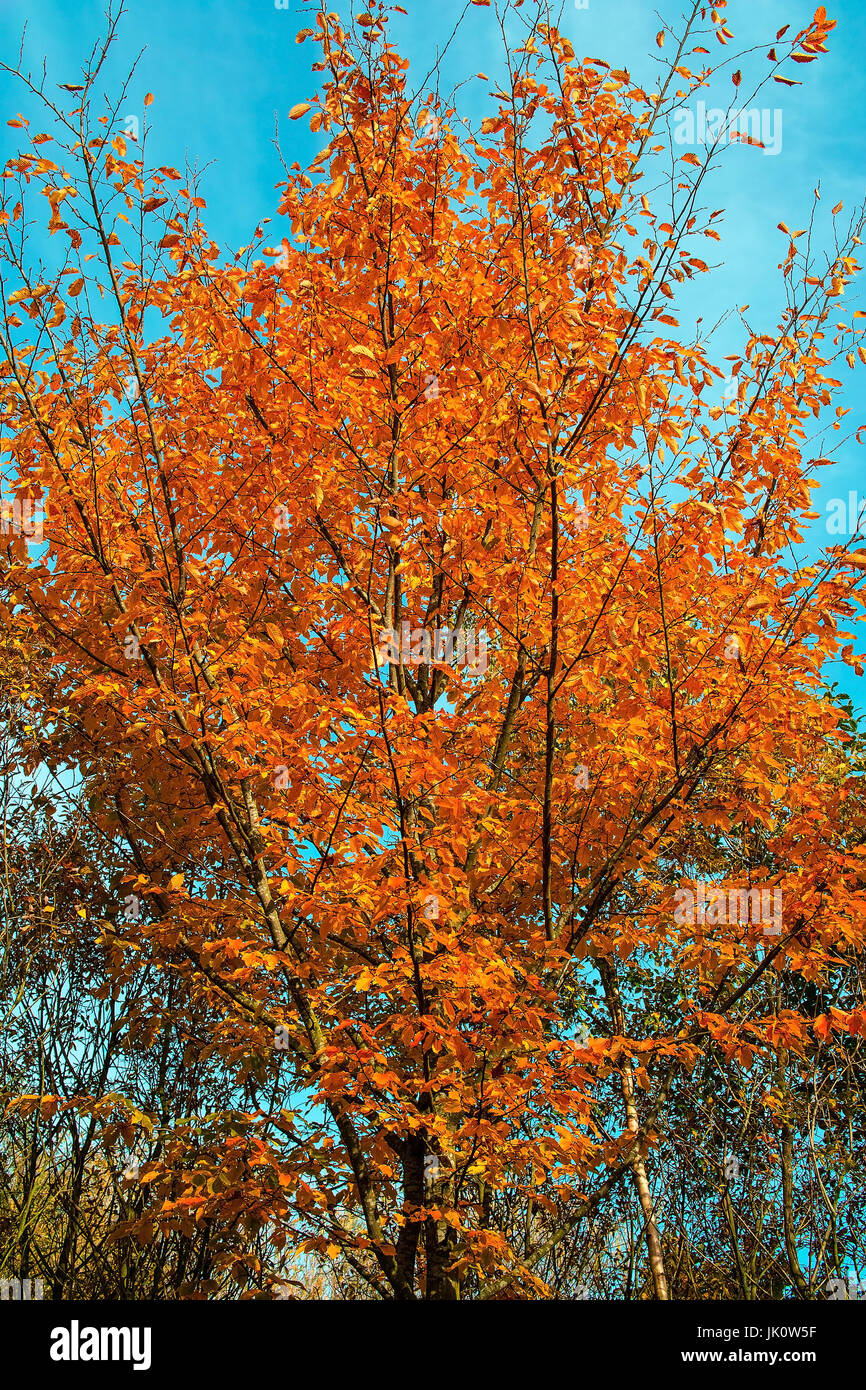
[2,0,865,1300]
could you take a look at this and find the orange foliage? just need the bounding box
[0,3,863,1299]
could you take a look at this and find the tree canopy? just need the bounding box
[1,0,865,1301]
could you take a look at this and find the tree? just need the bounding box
[1,0,865,1300]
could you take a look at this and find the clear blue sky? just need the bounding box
[2,0,865,708]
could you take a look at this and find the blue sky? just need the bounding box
[1,0,865,708]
